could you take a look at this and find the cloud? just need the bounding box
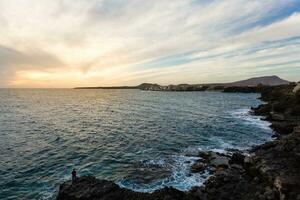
[0,0,299,87]
[0,45,65,86]
[0,45,65,68]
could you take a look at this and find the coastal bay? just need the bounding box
[57,83,300,200]
[0,89,272,199]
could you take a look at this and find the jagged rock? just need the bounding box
[229,152,245,165]
[57,176,194,200]
[210,156,229,168]
[57,176,121,200]
[198,151,213,160]
[191,162,206,173]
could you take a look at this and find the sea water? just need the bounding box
[0,89,273,199]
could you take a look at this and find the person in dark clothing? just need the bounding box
[71,169,77,183]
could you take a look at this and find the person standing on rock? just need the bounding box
[71,169,77,183]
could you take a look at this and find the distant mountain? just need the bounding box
[225,75,290,87]
[137,76,290,91]
[75,75,290,91]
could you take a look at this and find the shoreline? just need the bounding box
[116,107,273,194]
[56,83,300,200]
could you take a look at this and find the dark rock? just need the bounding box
[230,164,244,171]
[270,113,286,121]
[210,156,229,168]
[229,152,245,166]
[198,151,212,160]
[57,176,121,200]
[271,121,297,135]
[191,162,206,173]
[57,176,195,200]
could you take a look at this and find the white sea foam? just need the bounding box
[141,159,169,168]
[117,154,210,193]
[230,108,272,131]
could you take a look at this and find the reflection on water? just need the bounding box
[0,89,272,199]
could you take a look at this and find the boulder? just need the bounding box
[210,156,229,168]
[57,176,121,200]
[191,162,206,173]
[198,151,214,160]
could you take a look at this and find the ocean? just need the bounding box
[0,89,273,200]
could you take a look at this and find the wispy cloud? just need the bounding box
[0,0,299,87]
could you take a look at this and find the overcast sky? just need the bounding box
[0,0,300,88]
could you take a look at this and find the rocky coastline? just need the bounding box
[57,83,300,200]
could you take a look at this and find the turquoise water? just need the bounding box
[0,89,273,199]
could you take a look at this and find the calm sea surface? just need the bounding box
[0,89,273,199]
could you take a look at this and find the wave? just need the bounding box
[230,108,272,131]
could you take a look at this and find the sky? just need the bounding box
[0,0,300,88]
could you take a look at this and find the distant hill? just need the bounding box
[75,75,290,91]
[137,76,290,91]
[225,75,290,87]
[75,86,138,89]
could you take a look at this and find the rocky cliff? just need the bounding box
[57,177,190,200]
[253,83,300,134]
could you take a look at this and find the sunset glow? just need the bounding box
[1,0,300,88]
